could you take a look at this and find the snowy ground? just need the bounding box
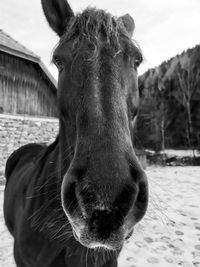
[0,166,200,267]
[161,149,200,157]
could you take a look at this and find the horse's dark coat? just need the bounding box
[4,1,148,266]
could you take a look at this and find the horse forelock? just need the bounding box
[56,8,142,62]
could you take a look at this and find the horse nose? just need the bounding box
[61,154,148,229]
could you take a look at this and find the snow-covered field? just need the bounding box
[0,166,200,267]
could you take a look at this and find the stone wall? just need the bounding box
[0,114,146,183]
[0,114,59,183]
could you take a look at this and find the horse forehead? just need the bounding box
[66,8,121,37]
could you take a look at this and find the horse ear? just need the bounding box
[119,14,135,37]
[41,0,74,37]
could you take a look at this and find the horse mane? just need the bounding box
[57,8,142,61]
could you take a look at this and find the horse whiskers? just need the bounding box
[39,219,71,240]
[86,247,89,267]
[65,198,78,214]
[26,190,57,199]
[81,248,85,264]
[34,177,59,191]
[62,146,74,163]
[30,197,67,231]
[50,228,71,240]
[62,144,74,157]
[146,191,171,225]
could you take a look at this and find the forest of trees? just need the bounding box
[135,44,200,151]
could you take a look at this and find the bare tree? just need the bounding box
[175,60,200,155]
[158,84,172,162]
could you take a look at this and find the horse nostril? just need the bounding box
[62,165,87,213]
[74,167,87,181]
[129,164,141,182]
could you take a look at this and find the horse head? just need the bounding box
[42,0,148,251]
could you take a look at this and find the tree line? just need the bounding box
[135,44,200,151]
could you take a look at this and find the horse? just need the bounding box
[3,0,148,266]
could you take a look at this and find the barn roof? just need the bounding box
[0,29,57,89]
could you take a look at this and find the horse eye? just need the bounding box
[134,58,141,68]
[130,109,138,120]
[53,57,64,72]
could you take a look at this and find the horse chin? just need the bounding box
[71,224,125,251]
[63,207,135,251]
[78,236,124,251]
[79,239,121,251]
[61,190,135,250]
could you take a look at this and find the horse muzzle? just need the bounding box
[61,169,148,250]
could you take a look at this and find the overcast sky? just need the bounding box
[0,0,200,80]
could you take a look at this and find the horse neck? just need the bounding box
[36,119,73,189]
[35,136,61,188]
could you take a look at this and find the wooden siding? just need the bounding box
[0,51,57,117]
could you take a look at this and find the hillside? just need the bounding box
[136,44,200,151]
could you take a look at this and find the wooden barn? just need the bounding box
[0,29,57,117]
